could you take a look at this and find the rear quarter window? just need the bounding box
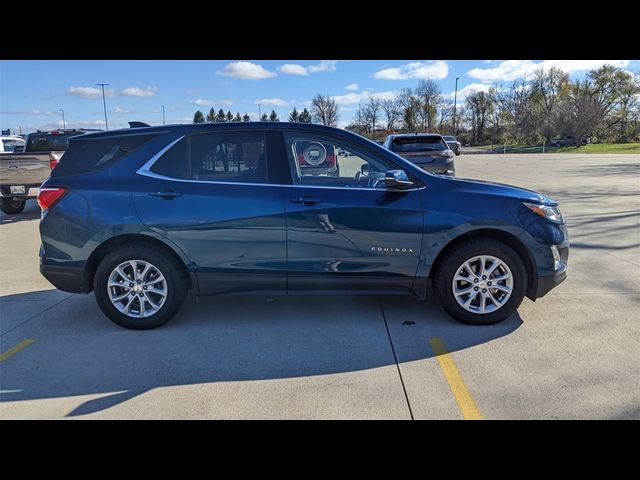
[52,134,156,177]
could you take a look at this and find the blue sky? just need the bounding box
[1,60,638,134]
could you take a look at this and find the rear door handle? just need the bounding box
[290,196,323,206]
[149,189,182,199]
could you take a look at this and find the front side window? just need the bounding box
[149,130,268,184]
[283,132,394,189]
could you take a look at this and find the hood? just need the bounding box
[440,176,556,205]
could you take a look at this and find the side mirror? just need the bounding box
[360,163,371,174]
[385,169,414,189]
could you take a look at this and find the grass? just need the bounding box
[471,143,640,154]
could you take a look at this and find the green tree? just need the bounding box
[260,113,269,121]
[288,107,299,122]
[233,112,242,122]
[193,110,205,123]
[269,110,280,122]
[206,107,216,122]
[242,113,251,122]
[215,108,227,122]
[298,108,312,123]
[226,110,234,122]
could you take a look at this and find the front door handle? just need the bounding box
[290,196,323,206]
[150,189,182,199]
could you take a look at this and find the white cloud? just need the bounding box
[345,83,359,91]
[114,106,130,113]
[192,98,214,106]
[308,60,337,73]
[255,98,289,107]
[218,61,277,80]
[446,83,493,100]
[331,90,398,105]
[468,60,632,82]
[67,86,116,99]
[279,64,308,76]
[121,86,157,97]
[374,61,449,80]
[278,60,338,76]
[220,99,233,107]
[0,110,56,116]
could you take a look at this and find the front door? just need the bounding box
[133,130,287,295]
[278,131,424,293]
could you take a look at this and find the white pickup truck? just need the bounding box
[0,129,97,214]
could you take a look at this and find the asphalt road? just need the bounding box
[1,153,638,419]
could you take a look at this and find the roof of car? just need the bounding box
[386,133,444,139]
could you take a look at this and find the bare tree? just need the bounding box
[531,67,570,142]
[381,97,401,132]
[311,93,339,126]
[364,95,381,134]
[398,87,420,132]
[466,91,494,144]
[416,79,441,131]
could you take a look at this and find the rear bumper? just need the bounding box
[40,263,90,294]
[0,184,40,199]
[535,268,567,298]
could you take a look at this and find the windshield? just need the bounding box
[391,136,447,153]
[442,136,456,142]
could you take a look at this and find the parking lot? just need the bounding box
[1,153,638,419]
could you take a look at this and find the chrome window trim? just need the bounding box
[137,135,426,192]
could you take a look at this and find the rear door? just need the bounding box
[277,130,424,293]
[133,129,287,295]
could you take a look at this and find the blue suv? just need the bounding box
[38,122,568,330]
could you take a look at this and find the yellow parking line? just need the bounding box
[0,339,35,363]
[429,337,484,420]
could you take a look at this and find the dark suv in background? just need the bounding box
[442,135,461,155]
[382,133,455,175]
[38,122,568,330]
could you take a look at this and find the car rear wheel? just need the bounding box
[1,198,26,214]
[433,238,527,325]
[94,244,188,330]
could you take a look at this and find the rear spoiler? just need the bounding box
[128,121,151,128]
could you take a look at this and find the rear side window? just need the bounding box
[391,136,447,152]
[27,134,72,152]
[53,134,156,177]
[149,130,269,184]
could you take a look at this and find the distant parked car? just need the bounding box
[382,133,455,175]
[0,136,26,153]
[550,135,590,147]
[442,135,461,156]
[338,148,350,157]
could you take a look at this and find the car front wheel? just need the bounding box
[434,238,527,325]
[94,244,188,330]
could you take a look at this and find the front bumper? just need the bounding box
[40,262,90,294]
[535,268,567,298]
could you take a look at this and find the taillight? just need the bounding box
[38,187,68,210]
[49,153,62,170]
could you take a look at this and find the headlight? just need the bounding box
[523,202,564,223]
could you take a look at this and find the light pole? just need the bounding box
[453,77,460,136]
[161,105,165,125]
[58,109,66,129]
[96,83,110,131]
[258,104,261,120]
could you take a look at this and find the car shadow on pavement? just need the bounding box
[0,200,40,224]
[0,289,522,417]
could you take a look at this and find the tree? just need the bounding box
[206,107,216,123]
[242,113,251,122]
[214,108,226,122]
[298,108,312,123]
[466,91,494,144]
[398,88,420,132]
[364,95,381,134]
[531,67,570,142]
[416,79,441,131]
[288,107,299,122]
[381,97,401,133]
[233,112,242,122]
[226,110,234,122]
[260,113,269,121]
[311,93,339,126]
[269,110,279,122]
[193,110,205,123]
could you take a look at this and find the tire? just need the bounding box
[433,238,527,325]
[93,243,188,330]
[1,198,26,214]
[454,150,460,156]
